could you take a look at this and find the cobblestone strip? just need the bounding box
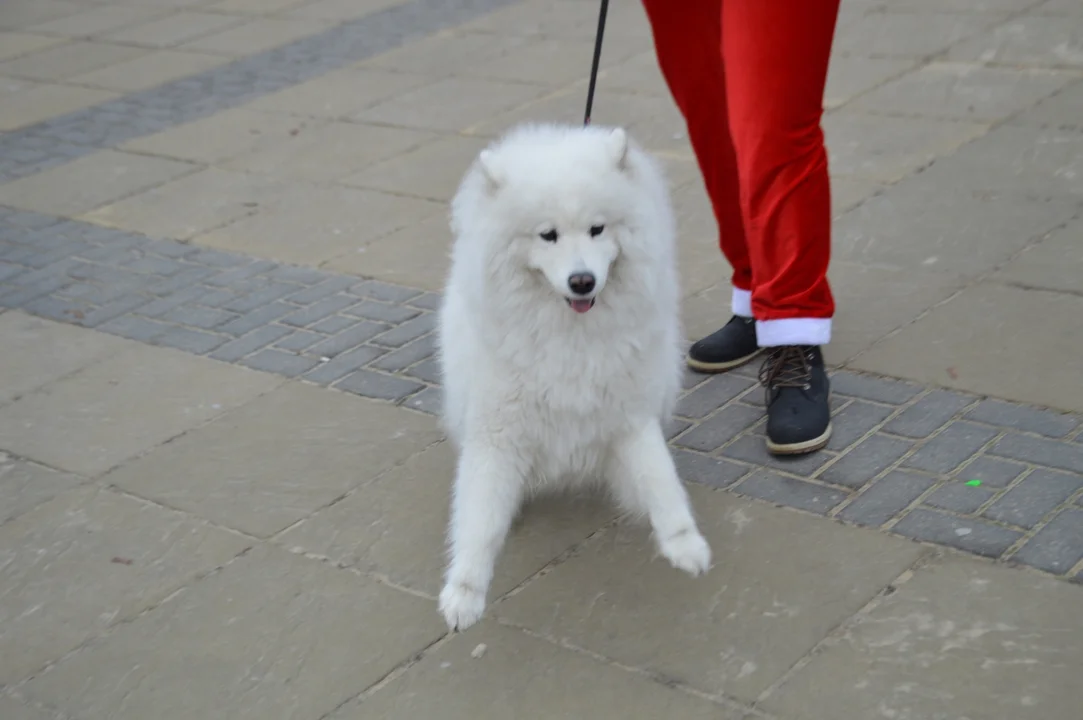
[2,207,1082,581]
[0,0,519,184]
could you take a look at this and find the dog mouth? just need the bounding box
[566,297,596,314]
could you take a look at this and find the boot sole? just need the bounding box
[766,422,833,456]
[686,348,763,374]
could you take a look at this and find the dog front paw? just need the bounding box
[439,581,486,631]
[659,528,711,576]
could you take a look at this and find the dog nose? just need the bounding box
[568,272,596,296]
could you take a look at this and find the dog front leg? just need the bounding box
[440,441,524,631]
[608,420,711,576]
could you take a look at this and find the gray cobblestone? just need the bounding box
[404,357,442,385]
[839,471,936,527]
[218,301,294,336]
[923,483,997,514]
[303,345,388,385]
[827,400,894,451]
[371,313,436,348]
[209,325,294,363]
[273,330,325,352]
[241,349,320,377]
[353,279,424,304]
[344,300,422,324]
[156,326,228,355]
[735,471,847,515]
[722,434,835,476]
[884,390,973,438]
[222,282,300,313]
[676,374,757,419]
[370,335,437,372]
[820,434,914,489]
[903,421,1000,474]
[22,295,92,323]
[672,450,748,489]
[830,371,922,404]
[966,398,1079,438]
[674,404,764,453]
[287,276,358,304]
[892,509,1023,559]
[991,433,1083,473]
[983,469,1083,529]
[1011,509,1083,575]
[148,267,217,296]
[160,305,238,330]
[266,266,329,285]
[309,321,389,357]
[956,456,1026,488]
[664,418,692,440]
[79,295,147,328]
[280,295,358,327]
[308,314,360,335]
[98,315,172,343]
[335,369,425,401]
[403,386,443,415]
[408,292,442,311]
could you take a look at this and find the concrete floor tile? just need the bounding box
[19,545,445,720]
[324,212,452,291]
[994,217,1083,295]
[0,486,250,685]
[69,49,229,92]
[357,31,529,76]
[600,50,670,97]
[279,441,616,597]
[81,168,294,240]
[195,184,442,266]
[0,695,62,720]
[761,557,1083,720]
[122,108,310,165]
[497,485,926,702]
[102,12,245,49]
[104,382,443,537]
[0,451,83,524]
[0,311,134,404]
[0,32,66,62]
[339,133,487,201]
[243,67,433,119]
[25,5,163,38]
[332,622,737,719]
[948,14,1083,67]
[355,76,548,133]
[1011,78,1083,129]
[824,56,916,109]
[829,175,886,216]
[852,283,1083,413]
[0,82,116,131]
[222,120,433,182]
[458,0,652,41]
[0,40,145,82]
[0,150,196,218]
[460,36,638,87]
[0,343,280,475]
[285,0,406,22]
[834,11,1001,58]
[0,1,83,32]
[179,17,329,56]
[203,0,311,14]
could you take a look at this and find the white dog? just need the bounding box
[437,123,711,631]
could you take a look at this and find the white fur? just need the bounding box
[437,123,711,631]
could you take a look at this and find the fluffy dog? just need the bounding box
[437,123,711,630]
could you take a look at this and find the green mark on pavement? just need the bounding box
[965,479,982,487]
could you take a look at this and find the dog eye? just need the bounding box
[589,224,605,237]
[540,229,558,242]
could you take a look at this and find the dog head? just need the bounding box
[455,124,642,314]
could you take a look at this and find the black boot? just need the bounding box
[686,315,761,373]
[759,345,832,455]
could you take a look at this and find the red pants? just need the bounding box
[642,0,840,346]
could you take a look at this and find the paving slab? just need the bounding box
[339,133,489,202]
[104,381,442,537]
[833,10,1002,58]
[0,82,117,132]
[0,343,280,475]
[334,622,735,719]
[179,17,331,56]
[497,485,926,703]
[279,440,615,597]
[824,55,917,109]
[761,556,1083,719]
[24,6,164,39]
[0,451,83,524]
[19,545,446,720]
[0,41,146,83]
[68,49,231,93]
[0,695,62,720]
[994,216,1083,295]
[101,12,247,49]
[0,486,250,685]
[242,67,434,119]
[948,13,1083,67]
[852,282,1083,413]
[324,213,453,291]
[0,33,66,62]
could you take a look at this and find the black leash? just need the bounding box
[583,0,610,126]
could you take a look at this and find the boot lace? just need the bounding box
[758,346,812,401]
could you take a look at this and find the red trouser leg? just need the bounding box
[723,0,839,346]
[640,0,753,318]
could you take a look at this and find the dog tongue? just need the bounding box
[569,299,593,314]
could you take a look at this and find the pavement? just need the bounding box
[0,0,1081,717]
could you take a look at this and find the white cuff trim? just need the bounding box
[756,318,832,347]
[731,288,752,317]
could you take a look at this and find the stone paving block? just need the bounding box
[722,434,836,477]
[675,373,757,419]
[956,455,1026,489]
[155,325,228,355]
[904,420,1000,474]
[97,313,174,343]
[308,320,388,357]
[923,482,997,514]
[884,389,973,438]
[105,381,440,537]
[352,278,423,303]
[892,508,1022,558]
[272,329,324,352]
[370,312,435,347]
[305,313,357,334]
[159,303,237,330]
[208,323,293,362]
[302,344,386,384]
[820,434,915,489]
[279,293,356,327]
[734,471,848,515]
[0,84,117,132]
[671,449,748,489]
[243,66,432,119]
[335,368,424,401]
[0,451,83,524]
[0,41,145,83]
[983,469,1083,529]
[19,545,445,720]
[341,134,488,201]
[966,397,1079,438]
[839,470,936,527]
[355,76,547,132]
[221,281,300,313]
[404,356,440,384]
[335,622,732,720]
[343,299,421,325]
[240,348,319,376]
[217,300,294,335]
[827,399,895,450]
[672,404,763,453]
[370,334,435,372]
[281,441,615,597]
[830,370,921,405]
[285,0,406,21]
[285,275,356,304]
[402,385,441,414]
[1011,508,1083,575]
[0,310,131,403]
[0,344,278,475]
[498,485,924,703]
[762,557,1083,720]
[0,150,195,218]
[0,486,249,685]
[69,50,230,93]
[102,12,245,49]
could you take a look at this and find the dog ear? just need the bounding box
[608,127,630,171]
[478,150,503,193]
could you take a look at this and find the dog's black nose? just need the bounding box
[568,272,595,296]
